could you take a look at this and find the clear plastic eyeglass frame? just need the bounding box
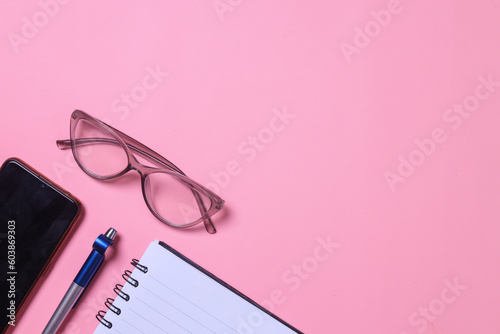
[57,110,225,234]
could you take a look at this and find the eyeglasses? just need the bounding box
[57,110,224,234]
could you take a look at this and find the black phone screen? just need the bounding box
[0,159,81,332]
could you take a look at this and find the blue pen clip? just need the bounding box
[73,228,117,308]
[42,228,117,334]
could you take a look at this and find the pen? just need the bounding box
[42,228,117,334]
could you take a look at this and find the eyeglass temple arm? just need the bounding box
[56,138,216,234]
[57,138,184,175]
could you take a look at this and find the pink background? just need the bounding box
[1,0,500,333]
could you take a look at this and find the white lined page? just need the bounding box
[94,240,301,334]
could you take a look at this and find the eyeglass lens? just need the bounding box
[74,119,128,177]
[145,173,212,226]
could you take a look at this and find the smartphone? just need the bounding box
[0,158,82,334]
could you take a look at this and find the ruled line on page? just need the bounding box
[135,297,193,334]
[148,275,239,333]
[138,290,211,333]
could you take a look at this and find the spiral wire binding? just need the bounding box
[113,284,130,301]
[95,259,149,329]
[105,298,121,315]
[132,258,148,273]
[96,310,112,329]
[123,270,139,287]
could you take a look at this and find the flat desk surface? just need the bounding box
[1,1,499,333]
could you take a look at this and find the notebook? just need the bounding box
[94,240,303,334]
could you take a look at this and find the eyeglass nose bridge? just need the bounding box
[128,156,148,176]
[124,147,159,176]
